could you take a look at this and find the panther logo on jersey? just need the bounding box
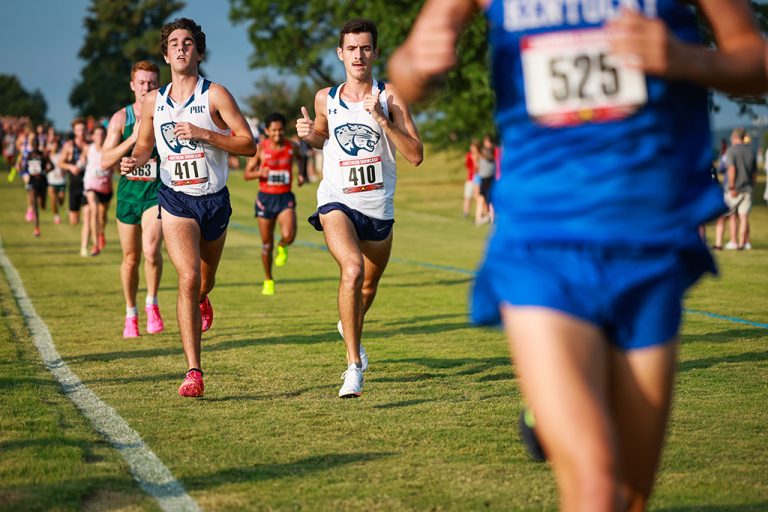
[160,122,198,153]
[334,123,380,156]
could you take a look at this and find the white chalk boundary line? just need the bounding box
[0,237,201,512]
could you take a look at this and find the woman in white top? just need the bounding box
[83,125,113,256]
[46,135,66,225]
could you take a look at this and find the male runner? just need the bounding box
[120,18,256,397]
[296,18,423,398]
[243,112,303,295]
[389,1,767,510]
[102,60,165,338]
[58,119,88,225]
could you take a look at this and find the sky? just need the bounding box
[1,0,766,133]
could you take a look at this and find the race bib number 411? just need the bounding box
[521,29,647,127]
[168,152,209,187]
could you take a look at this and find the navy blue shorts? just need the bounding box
[308,202,394,242]
[471,240,716,350]
[158,185,232,242]
[255,191,295,219]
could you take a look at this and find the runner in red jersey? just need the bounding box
[244,112,303,295]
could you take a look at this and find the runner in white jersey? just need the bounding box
[296,18,423,398]
[120,18,256,398]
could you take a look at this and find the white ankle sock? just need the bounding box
[126,306,138,318]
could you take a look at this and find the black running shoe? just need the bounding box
[519,408,546,462]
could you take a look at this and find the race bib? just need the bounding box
[341,156,383,194]
[127,158,158,182]
[521,29,647,127]
[267,170,290,185]
[27,159,43,176]
[169,152,208,187]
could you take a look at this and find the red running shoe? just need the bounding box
[178,368,204,397]
[200,295,213,332]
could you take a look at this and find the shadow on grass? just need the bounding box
[372,398,435,409]
[678,350,768,372]
[69,316,475,363]
[385,276,473,288]
[657,505,768,512]
[183,452,395,490]
[682,328,767,344]
[0,376,57,390]
[373,356,512,384]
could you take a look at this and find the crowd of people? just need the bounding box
[3,4,768,510]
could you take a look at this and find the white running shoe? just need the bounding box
[725,241,738,250]
[743,242,752,250]
[339,364,364,398]
[337,320,368,372]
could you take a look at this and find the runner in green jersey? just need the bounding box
[102,60,165,339]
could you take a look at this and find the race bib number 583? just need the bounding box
[521,29,647,127]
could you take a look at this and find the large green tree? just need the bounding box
[0,74,48,124]
[228,0,494,149]
[230,1,767,149]
[70,0,183,118]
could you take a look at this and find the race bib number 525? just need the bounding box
[521,29,647,127]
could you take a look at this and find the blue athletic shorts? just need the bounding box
[255,191,296,219]
[471,240,716,350]
[308,202,394,242]
[158,185,232,242]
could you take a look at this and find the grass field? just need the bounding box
[0,151,766,512]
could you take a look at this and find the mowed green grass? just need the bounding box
[0,151,766,511]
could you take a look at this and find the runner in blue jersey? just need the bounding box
[390,1,767,510]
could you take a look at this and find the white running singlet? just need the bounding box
[318,80,397,220]
[154,76,230,196]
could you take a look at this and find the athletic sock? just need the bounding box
[145,295,158,307]
[126,306,138,318]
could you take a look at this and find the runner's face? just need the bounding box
[338,32,377,81]
[73,123,85,139]
[92,128,105,145]
[130,70,159,103]
[266,121,284,144]
[164,29,202,73]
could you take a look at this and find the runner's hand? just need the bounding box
[364,86,386,125]
[120,157,137,175]
[173,122,204,142]
[296,107,314,140]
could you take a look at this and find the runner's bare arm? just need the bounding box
[296,89,330,150]
[367,85,423,166]
[243,145,263,181]
[292,140,305,186]
[122,92,157,174]
[607,1,767,95]
[101,109,133,170]
[388,0,480,104]
[173,84,256,157]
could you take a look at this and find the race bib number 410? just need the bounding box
[341,156,383,194]
[521,29,647,127]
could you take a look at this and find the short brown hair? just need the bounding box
[731,127,746,141]
[131,60,160,80]
[161,18,206,57]
[71,117,85,129]
[339,18,378,50]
